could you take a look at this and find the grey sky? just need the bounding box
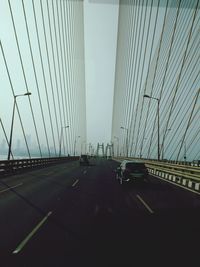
[84,0,119,145]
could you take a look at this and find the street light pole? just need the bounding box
[74,136,80,156]
[8,92,31,160]
[120,127,128,157]
[184,140,187,163]
[161,128,171,160]
[144,94,160,161]
[114,136,119,157]
[59,125,69,157]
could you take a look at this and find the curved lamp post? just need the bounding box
[144,94,160,161]
[114,136,119,157]
[74,136,80,156]
[120,126,128,157]
[59,125,69,157]
[8,92,31,160]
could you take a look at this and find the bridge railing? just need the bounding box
[0,157,79,177]
[113,157,200,192]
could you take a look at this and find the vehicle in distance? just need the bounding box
[116,160,148,184]
[79,154,89,166]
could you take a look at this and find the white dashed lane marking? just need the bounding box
[13,211,52,254]
[0,183,23,194]
[72,179,79,187]
[136,194,154,214]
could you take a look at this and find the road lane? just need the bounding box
[1,158,200,266]
[0,183,23,194]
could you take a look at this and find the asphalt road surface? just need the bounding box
[1,158,200,266]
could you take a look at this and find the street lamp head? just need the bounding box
[24,92,31,96]
[143,94,150,98]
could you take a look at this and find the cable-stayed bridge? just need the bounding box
[0,1,200,266]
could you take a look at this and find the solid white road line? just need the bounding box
[12,211,52,254]
[0,183,23,194]
[136,194,154,214]
[72,179,79,187]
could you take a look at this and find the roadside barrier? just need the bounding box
[0,157,79,177]
[113,157,200,193]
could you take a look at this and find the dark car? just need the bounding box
[116,160,148,184]
[79,154,89,166]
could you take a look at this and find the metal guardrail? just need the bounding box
[0,156,79,177]
[113,157,200,192]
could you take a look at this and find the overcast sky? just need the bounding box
[84,0,119,145]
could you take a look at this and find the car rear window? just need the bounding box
[126,162,146,171]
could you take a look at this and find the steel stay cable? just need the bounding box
[22,0,50,157]
[161,0,199,160]
[0,41,31,159]
[0,118,14,159]
[32,0,58,157]
[73,1,85,150]
[150,70,200,159]
[148,23,200,158]
[152,9,200,117]
[147,36,200,159]
[8,0,42,157]
[69,0,78,151]
[129,0,148,155]
[63,0,74,154]
[140,0,169,158]
[139,0,160,158]
[131,0,154,155]
[146,0,182,158]
[77,2,86,149]
[168,85,199,159]
[133,0,154,155]
[118,0,133,152]
[40,0,59,155]
[117,3,131,151]
[112,0,122,142]
[176,88,199,161]
[66,0,76,154]
[67,0,76,153]
[53,0,68,155]
[125,0,142,155]
[184,115,200,158]
[123,0,137,138]
[46,0,63,151]
[127,0,145,155]
[152,0,192,98]
[51,0,66,155]
[59,0,71,154]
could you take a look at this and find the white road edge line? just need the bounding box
[151,174,200,196]
[0,183,23,194]
[136,194,154,214]
[72,179,79,187]
[12,211,52,254]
